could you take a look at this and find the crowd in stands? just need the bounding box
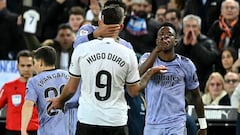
[2,0,240,134]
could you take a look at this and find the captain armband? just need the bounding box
[198,118,207,129]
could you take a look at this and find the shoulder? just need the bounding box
[148,18,161,27]
[55,69,69,74]
[79,24,96,31]
[75,39,97,49]
[199,34,214,42]
[118,38,133,50]
[176,54,196,68]
[176,54,191,62]
[2,78,19,88]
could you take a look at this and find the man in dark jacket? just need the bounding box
[184,0,223,34]
[0,0,27,60]
[175,14,219,93]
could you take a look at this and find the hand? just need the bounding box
[90,4,100,17]
[94,19,121,38]
[21,130,28,135]
[190,30,197,46]
[151,65,168,74]
[232,58,240,72]
[46,97,65,114]
[197,129,207,135]
[17,15,22,25]
[89,0,100,17]
[183,30,192,45]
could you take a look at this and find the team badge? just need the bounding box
[12,94,21,106]
[79,30,89,36]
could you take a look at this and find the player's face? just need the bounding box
[156,26,176,51]
[17,56,34,79]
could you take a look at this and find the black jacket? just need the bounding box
[0,8,27,60]
[176,34,219,92]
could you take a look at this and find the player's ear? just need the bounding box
[40,59,43,67]
[120,23,124,31]
[174,38,178,46]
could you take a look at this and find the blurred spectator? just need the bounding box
[0,50,39,135]
[44,24,75,70]
[202,72,227,105]
[68,6,85,35]
[166,0,185,15]
[151,0,169,15]
[119,0,161,59]
[208,0,240,51]
[175,14,219,92]
[219,47,238,76]
[6,0,22,14]
[155,5,167,23]
[0,0,28,60]
[85,0,101,26]
[37,0,86,42]
[184,0,223,34]
[219,71,240,105]
[164,9,183,37]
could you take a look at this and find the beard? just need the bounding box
[134,11,148,18]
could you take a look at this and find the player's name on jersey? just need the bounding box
[86,52,126,67]
[38,72,69,87]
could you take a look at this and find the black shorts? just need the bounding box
[75,122,128,135]
[5,130,37,135]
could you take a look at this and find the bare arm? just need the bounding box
[127,66,167,97]
[21,100,34,135]
[139,47,160,76]
[191,88,207,135]
[47,77,80,111]
[59,77,80,102]
[191,88,205,117]
[0,88,7,109]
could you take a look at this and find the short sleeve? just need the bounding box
[126,50,140,84]
[69,49,81,77]
[25,79,38,103]
[184,59,199,90]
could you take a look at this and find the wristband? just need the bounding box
[88,32,95,40]
[198,118,207,129]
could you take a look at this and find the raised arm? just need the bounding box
[127,66,167,97]
[138,44,161,76]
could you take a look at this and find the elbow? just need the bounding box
[127,89,142,97]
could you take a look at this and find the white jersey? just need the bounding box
[69,38,140,126]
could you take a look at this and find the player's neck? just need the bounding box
[41,66,55,72]
[158,52,176,61]
[19,77,28,83]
